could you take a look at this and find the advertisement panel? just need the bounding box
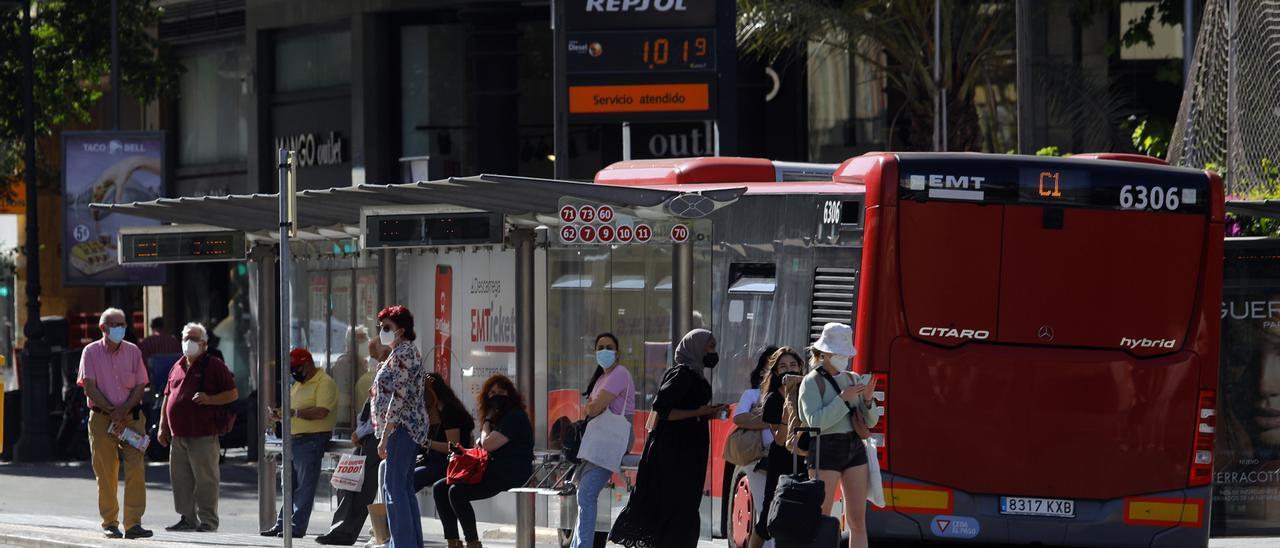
[62,131,165,286]
[1214,241,1280,535]
[456,251,517,416]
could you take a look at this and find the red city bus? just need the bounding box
[546,152,1222,548]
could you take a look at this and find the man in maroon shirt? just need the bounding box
[156,322,238,533]
[138,317,181,364]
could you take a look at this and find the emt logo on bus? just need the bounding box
[907,173,987,201]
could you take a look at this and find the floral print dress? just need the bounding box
[370,340,431,445]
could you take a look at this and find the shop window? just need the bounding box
[178,45,247,166]
[275,30,351,93]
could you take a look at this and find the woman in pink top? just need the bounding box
[571,332,635,548]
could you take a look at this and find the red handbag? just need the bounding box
[446,444,490,485]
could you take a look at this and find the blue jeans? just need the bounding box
[572,465,613,548]
[382,429,423,548]
[275,432,329,535]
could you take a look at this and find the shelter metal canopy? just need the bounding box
[1226,200,1280,220]
[90,173,746,535]
[89,174,747,241]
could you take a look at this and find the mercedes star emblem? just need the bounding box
[1038,325,1055,342]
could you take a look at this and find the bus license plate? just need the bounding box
[1000,496,1075,518]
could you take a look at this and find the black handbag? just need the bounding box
[767,426,826,543]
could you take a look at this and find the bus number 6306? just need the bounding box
[1119,185,1181,211]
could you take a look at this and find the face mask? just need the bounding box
[487,394,512,411]
[291,369,308,383]
[702,352,720,369]
[595,349,617,369]
[183,340,202,358]
[379,329,397,346]
[107,326,126,343]
[830,354,852,368]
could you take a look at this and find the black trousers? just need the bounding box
[322,435,382,541]
[432,477,509,541]
[754,442,798,538]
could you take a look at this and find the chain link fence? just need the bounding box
[1168,0,1280,196]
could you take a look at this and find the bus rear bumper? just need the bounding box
[868,473,1210,547]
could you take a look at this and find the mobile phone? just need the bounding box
[716,406,730,420]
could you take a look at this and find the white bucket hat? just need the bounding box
[812,322,856,357]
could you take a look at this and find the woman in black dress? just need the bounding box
[609,329,728,548]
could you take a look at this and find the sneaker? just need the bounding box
[103,526,124,539]
[195,523,217,533]
[165,520,197,532]
[124,525,154,539]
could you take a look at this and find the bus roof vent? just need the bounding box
[810,267,859,341]
[595,157,834,186]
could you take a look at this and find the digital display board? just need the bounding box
[567,29,716,73]
[119,231,247,264]
[364,212,503,249]
[896,157,1211,214]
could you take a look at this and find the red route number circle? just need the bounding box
[671,224,690,243]
[598,225,615,242]
[579,205,597,224]
[560,225,578,243]
[597,206,615,224]
[559,205,576,224]
[635,224,653,242]
[616,225,634,243]
[579,225,597,243]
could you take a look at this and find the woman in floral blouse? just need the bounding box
[371,305,431,548]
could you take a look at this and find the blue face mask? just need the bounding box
[595,349,617,369]
[107,326,126,343]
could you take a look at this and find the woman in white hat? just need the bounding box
[798,322,876,548]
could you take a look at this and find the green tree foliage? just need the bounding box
[0,0,182,201]
[737,0,1015,151]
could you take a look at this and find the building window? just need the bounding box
[275,30,352,93]
[399,24,472,179]
[178,45,247,166]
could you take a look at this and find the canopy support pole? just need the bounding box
[672,239,694,350]
[513,228,537,548]
[253,243,278,530]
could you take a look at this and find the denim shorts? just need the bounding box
[807,433,867,471]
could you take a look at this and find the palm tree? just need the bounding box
[738,0,1016,151]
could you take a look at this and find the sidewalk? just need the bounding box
[0,512,559,548]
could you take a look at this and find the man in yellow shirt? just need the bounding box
[261,348,337,538]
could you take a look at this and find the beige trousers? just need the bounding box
[87,410,147,529]
[170,435,221,529]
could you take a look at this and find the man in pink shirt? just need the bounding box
[77,308,153,539]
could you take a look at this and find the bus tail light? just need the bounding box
[870,373,888,471]
[1188,390,1216,487]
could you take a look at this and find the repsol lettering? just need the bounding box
[584,0,688,13]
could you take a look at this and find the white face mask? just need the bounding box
[829,354,852,369]
[379,329,396,346]
[183,340,202,358]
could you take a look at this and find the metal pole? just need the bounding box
[552,0,569,179]
[110,0,120,130]
[15,0,51,462]
[513,228,536,548]
[380,249,396,306]
[1015,0,1033,154]
[671,240,693,354]
[1183,0,1195,82]
[278,149,294,547]
[933,0,942,152]
[254,244,278,530]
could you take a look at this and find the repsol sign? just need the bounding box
[273,132,345,168]
[567,0,715,29]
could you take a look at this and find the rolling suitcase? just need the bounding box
[768,426,841,547]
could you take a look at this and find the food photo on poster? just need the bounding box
[62,131,165,286]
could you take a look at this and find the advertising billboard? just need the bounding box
[62,131,165,286]
[1214,240,1280,535]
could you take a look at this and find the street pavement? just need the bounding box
[0,456,1276,548]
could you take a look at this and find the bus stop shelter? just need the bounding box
[90,173,746,538]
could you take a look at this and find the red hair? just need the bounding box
[477,374,525,421]
[377,305,416,341]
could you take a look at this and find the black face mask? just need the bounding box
[291,369,308,383]
[487,394,512,412]
[703,352,720,369]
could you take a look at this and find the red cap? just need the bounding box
[289,348,313,369]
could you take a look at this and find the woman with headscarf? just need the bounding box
[609,329,728,548]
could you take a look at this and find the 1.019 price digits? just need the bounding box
[642,36,709,68]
